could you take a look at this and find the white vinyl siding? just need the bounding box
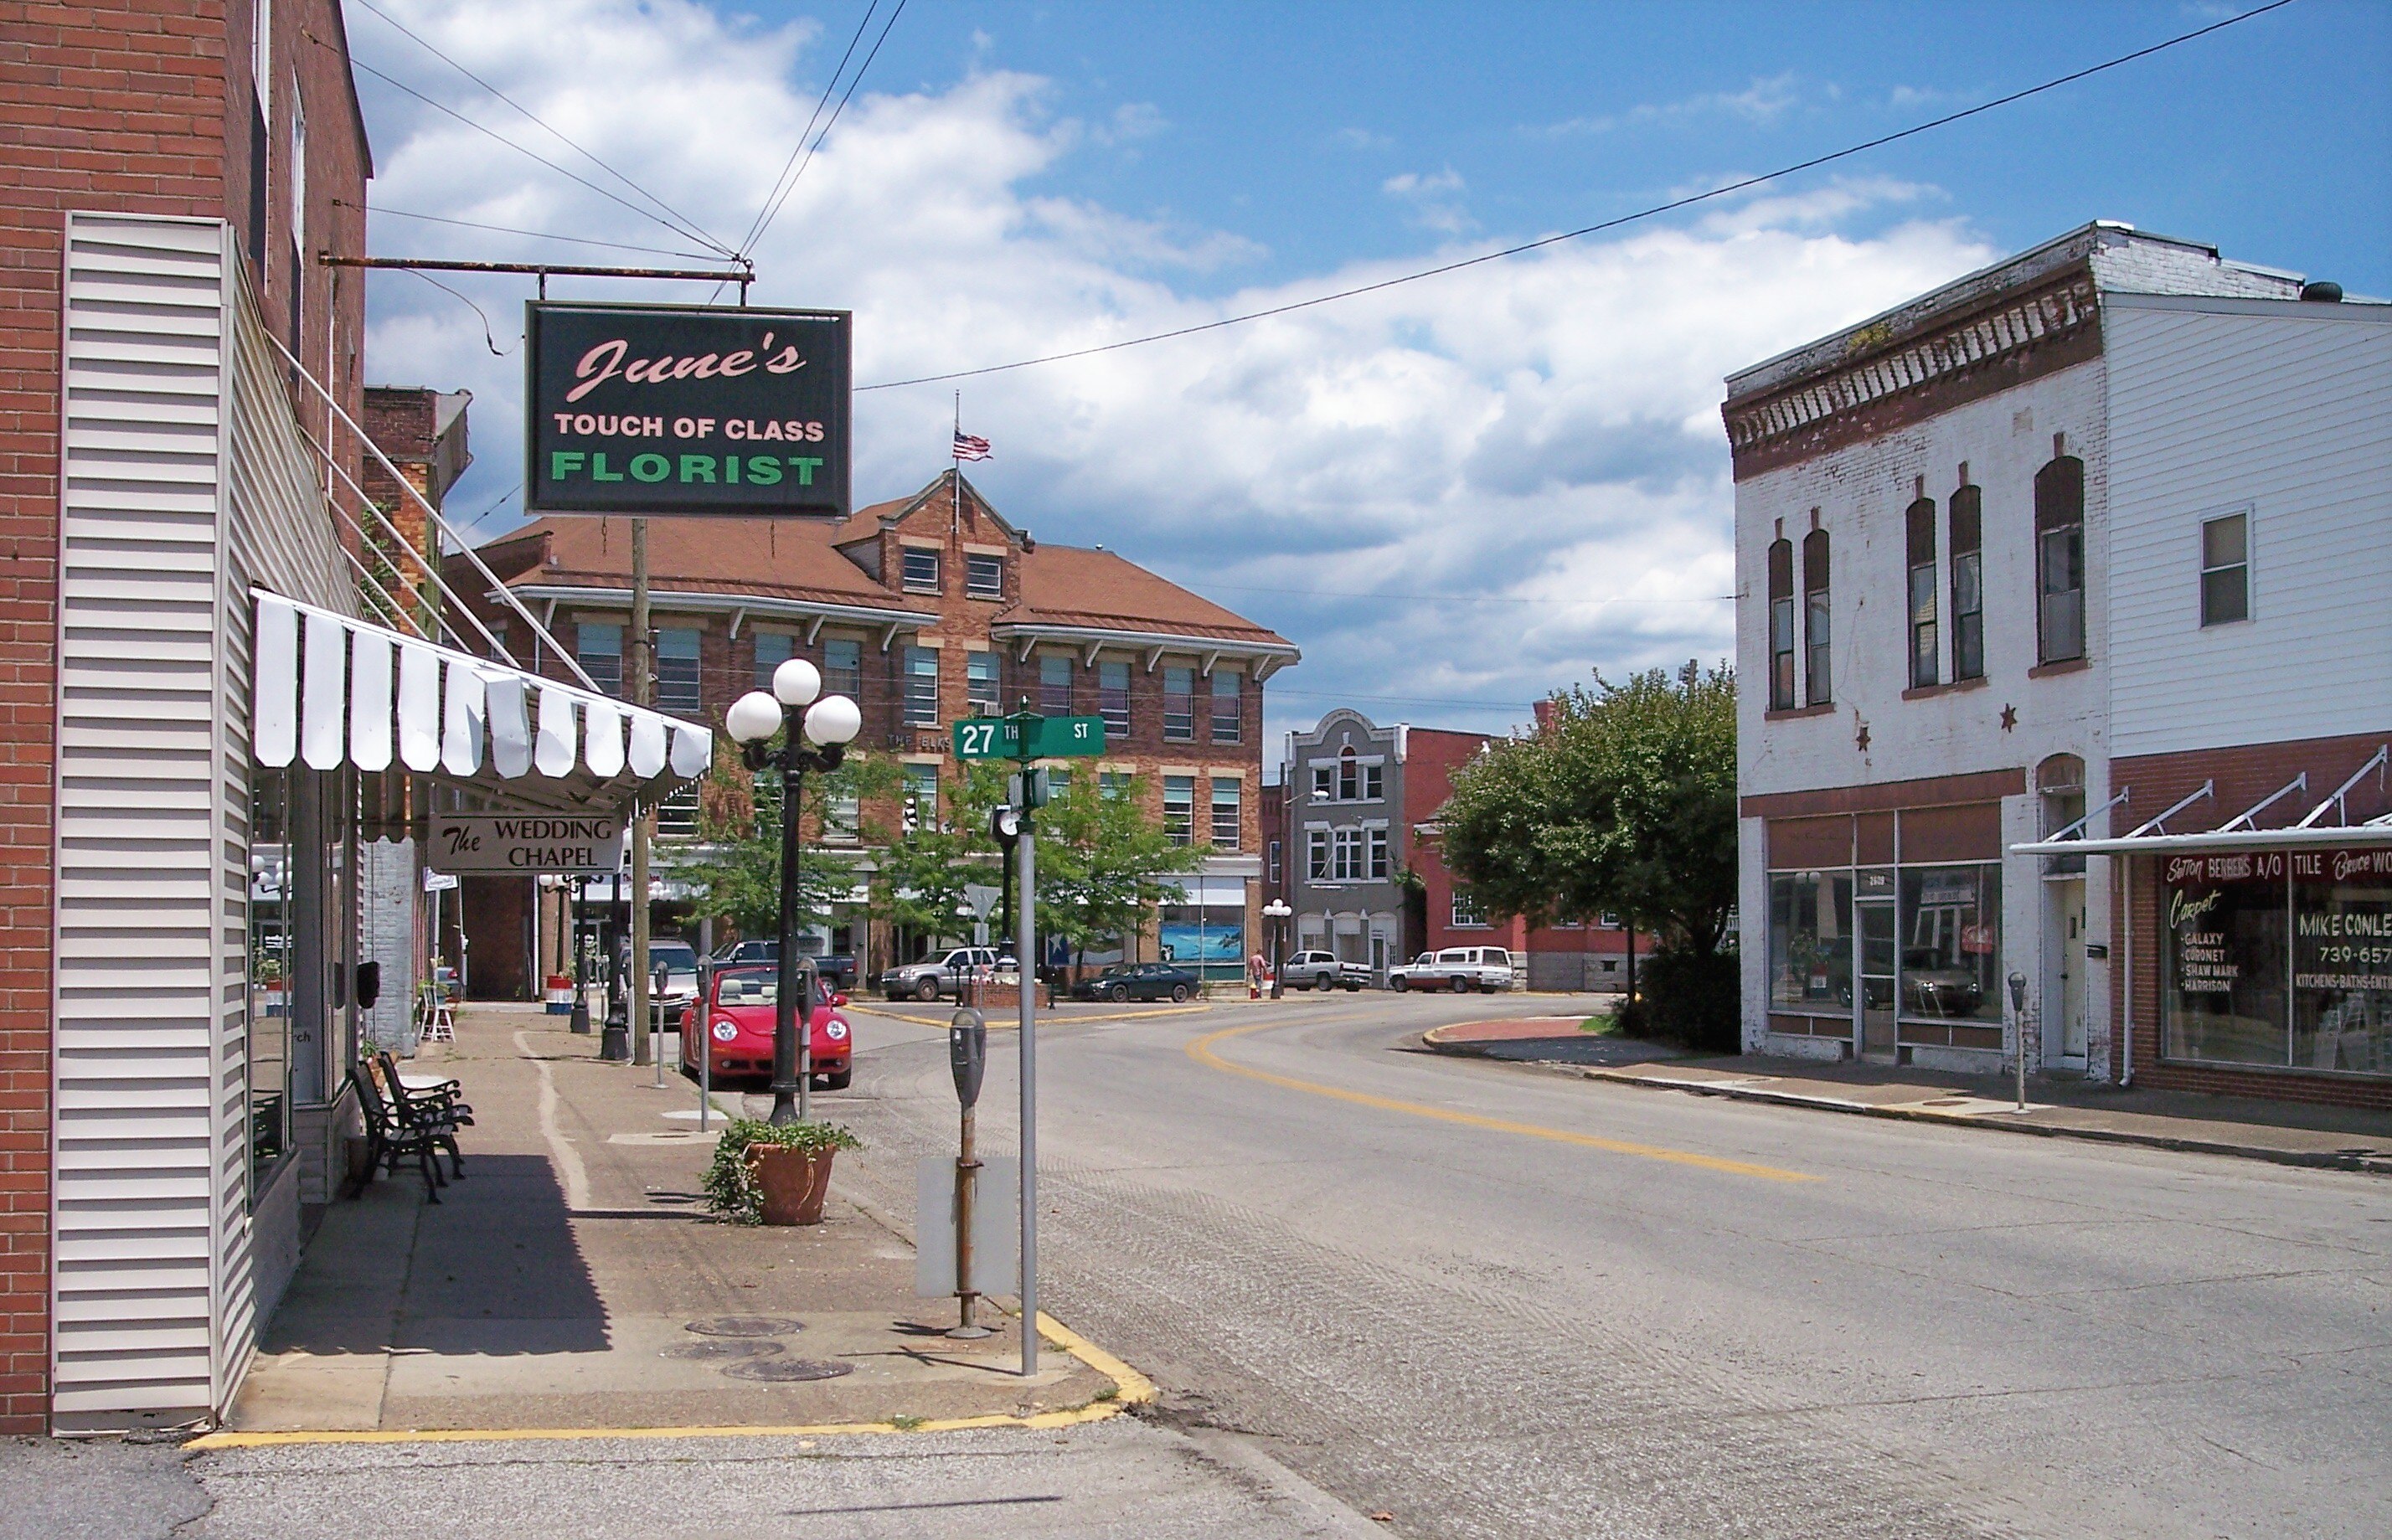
[2104,298,2392,758]
[53,214,354,1430]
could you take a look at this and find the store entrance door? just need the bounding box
[1858,899,1897,1062]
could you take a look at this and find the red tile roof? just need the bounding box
[1008,543,1287,646]
[490,514,935,615]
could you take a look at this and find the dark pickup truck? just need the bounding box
[709,939,859,990]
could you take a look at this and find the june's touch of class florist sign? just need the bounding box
[430,814,624,874]
[525,302,851,518]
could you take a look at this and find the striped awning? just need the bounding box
[251,590,712,811]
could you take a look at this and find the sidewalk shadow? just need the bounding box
[391,1154,610,1356]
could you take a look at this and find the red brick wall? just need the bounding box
[2110,732,2392,1110]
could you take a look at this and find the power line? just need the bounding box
[735,1,882,259]
[404,269,512,356]
[353,202,722,261]
[856,0,2296,392]
[1197,581,1734,607]
[348,0,735,257]
[745,0,910,257]
[1263,684,1534,711]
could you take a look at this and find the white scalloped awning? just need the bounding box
[251,590,711,812]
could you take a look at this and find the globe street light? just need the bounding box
[1262,898,1291,1001]
[725,658,863,1125]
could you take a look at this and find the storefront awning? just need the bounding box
[2011,747,2392,858]
[252,590,712,813]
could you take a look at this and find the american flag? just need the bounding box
[951,429,992,461]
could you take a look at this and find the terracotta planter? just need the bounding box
[749,1145,836,1226]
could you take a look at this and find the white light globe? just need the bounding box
[724,690,784,744]
[773,657,822,708]
[802,693,862,747]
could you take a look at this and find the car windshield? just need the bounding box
[713,972,834,1007]
[652,945,697,970]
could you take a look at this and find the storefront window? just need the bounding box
[1160,904,1245,979]
[2292,850,2392,1074]
[247,767,294,1200]
[1897,863,2001,1023]
[1768,869,1853,1013]
[2163,852,2291,1069]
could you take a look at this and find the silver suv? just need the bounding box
[877,946,1003,1002]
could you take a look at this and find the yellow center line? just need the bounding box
[1187,1021,1818,1184]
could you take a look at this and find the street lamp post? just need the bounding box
[1263,898,1291,1001]
[725,659,863,1127]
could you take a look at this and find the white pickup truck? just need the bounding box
[1389,945,1514,992]
[1281,950,1373,991]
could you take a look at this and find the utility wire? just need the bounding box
[745,0,909,256]
[405,269,513,355]
[1199,582,1733,607]
[348,0,735,257]
[734,0,882,259]
[857,0,2297,392]
[352,201,724,261]
[343,51,730,256]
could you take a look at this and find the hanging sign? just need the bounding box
[525,302,852,518]
[430,814,625,874]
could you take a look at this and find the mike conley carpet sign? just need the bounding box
[526,302,852,518]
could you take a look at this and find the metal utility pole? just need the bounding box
[628,518,652,1067]
[1018,806,1039,1377]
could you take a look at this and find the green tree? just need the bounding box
[677,739,885,940]
[862,759,1012,943]
[1032,773,1204,970]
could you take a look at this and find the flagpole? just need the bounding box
[953,389,962,533]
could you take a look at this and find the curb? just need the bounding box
[1574,1066,2392,1176]
[854,1002,1211,1029]
[181,1308,1154,1451]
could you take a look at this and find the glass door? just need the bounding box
[1858,899,1897,1059]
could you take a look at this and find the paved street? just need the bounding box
[822,992,2390,1540]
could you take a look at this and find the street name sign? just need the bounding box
[951,714,1105,760]
[430,814,624,874]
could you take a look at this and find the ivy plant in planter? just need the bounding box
[703,1117,861,1226]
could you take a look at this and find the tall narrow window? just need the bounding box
[1039,654,1073,715]
[1950,484,1983,681]
[1209,778,1240,850]
[1802,529,1832,705]
[902,763,940,829]
[1162,775,1194,847]
[1310,763,1332,802]
[822,637,862,700]
[1366,826,1389,878]
[1100,660,1132,736]
[1906,496,1938,688]
[966,552,1003,599]
[752,631,792,690]
[576,621,623,698]
[1766,538,1795,710]
[657,627,701,716]
[901,547,941,593]
[901,646,939,727]
[1307,828,1328,879]
[1209,669,1241,742]
[2035,451,2085,663]
[2200,511,2250,626]
[1162,666,1195,740]
[1337,747,1358,801]
[966,650,1000,714]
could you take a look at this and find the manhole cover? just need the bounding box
[660,1337,787,1361]
[720,1357,853,1383]
[685,1316,806,1338]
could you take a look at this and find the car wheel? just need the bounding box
[1392,976,1408,992]
[1170,983,1191,1003]
[822,1066,853,1091]
[915,978,941,1003]
[1107,983,1129,1002]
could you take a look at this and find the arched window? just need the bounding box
[1766,538,1795,710]
[2038,753,2088,875]
[1950,482,1983,680]
[1802,528,1832,706]
[2035,449,2085,663]
[1906,496,1938,688]
[1337,744,1358,801]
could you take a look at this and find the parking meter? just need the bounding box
[950,1008,987,1110]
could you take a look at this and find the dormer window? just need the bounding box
[966,553,1003,599]
[901,547,941,594]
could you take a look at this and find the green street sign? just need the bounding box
[952,714,1106,760]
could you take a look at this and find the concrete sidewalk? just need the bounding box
[217,1006,1121,1439]
[1423,1018,2392,1172]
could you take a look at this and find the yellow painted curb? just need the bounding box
[184,1310,1150,1451]
[1188,1020,1818,1184]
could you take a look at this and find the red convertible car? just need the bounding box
[678,966,853,1090]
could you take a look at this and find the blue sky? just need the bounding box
[351,0,2389,749]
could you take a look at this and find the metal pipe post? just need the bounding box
[1018,819,1039,1377]
[952,1103,983,1336]
[627,518,652,1066]
[697,918,714,1131]
[771,761,807,1125]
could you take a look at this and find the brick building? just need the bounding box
[1280,711,1627,986]
[451,471,1298,981]
[0,3,710,1432]
[1727,222,2389,1106]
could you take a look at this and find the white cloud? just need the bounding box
[355,1,1996,744]
[1379,167,1472,234]
[1531,70,1809,138]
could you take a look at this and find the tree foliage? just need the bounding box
[676,738,887,940]
[1440,662,1737,956]
[1032,773,1204,966]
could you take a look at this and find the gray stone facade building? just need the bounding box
[1282,710,1408,978]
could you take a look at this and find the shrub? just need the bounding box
[702,1116,861,1224]
[1616,947,1740,1053]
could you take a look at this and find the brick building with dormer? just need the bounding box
[451,470,1298,989]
